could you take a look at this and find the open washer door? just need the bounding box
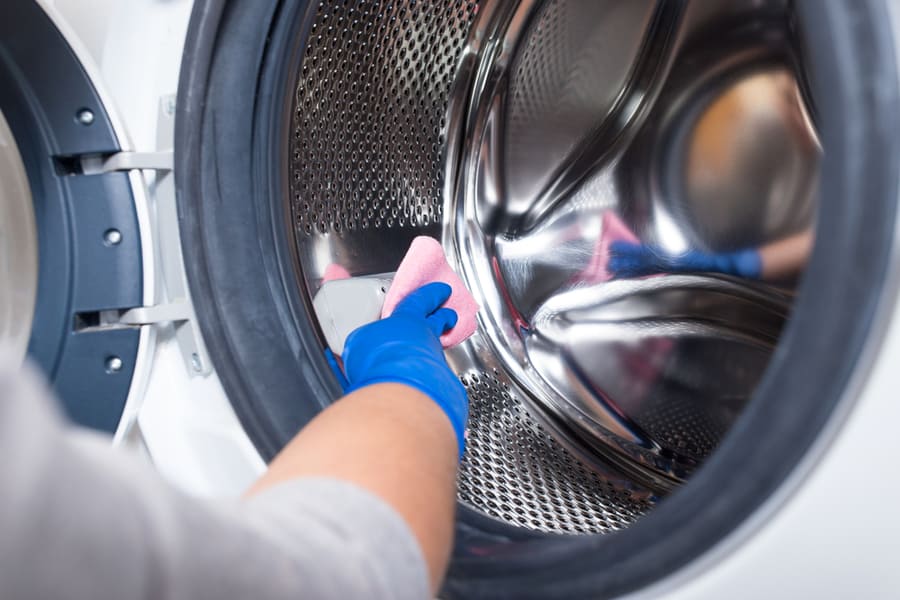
[0,0,150,435]
[175,0,900,597]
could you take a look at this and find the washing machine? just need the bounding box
[3,0,900,597]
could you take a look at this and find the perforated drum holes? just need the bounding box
[290,1,478,235]
[459,371,652,533]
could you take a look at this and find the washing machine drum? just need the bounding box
[176,0,900,597]
[0,0,144,433]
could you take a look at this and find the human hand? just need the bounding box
[335,282,468,456]
[608,241,762,279]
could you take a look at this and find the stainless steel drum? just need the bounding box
[288,0,820,533]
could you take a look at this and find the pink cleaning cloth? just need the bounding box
[580,210,641,283]
[322,263,351,282]
[382,236,479,347]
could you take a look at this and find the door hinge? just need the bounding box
[119,300,211,375]
[80,151,173,175]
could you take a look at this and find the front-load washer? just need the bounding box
[4,0,900,597]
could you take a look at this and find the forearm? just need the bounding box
[246,382,459,592]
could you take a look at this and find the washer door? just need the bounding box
[0,0,144,433]
[175,0,900,597]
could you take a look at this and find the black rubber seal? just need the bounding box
[0,0,142,432]
[176,0,336,461]
[176,0,899,597]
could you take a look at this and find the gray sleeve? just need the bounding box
[0,353,429,600]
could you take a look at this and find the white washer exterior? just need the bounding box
[38,0,900,596]
[41,0,265,495]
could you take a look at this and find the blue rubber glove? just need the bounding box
[609,241,762,279]
[337,282,469,457]
[324,348,350,391]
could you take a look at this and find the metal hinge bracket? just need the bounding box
[81,95,213,377]
[80,151,173,175]
[119,300,210,375]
